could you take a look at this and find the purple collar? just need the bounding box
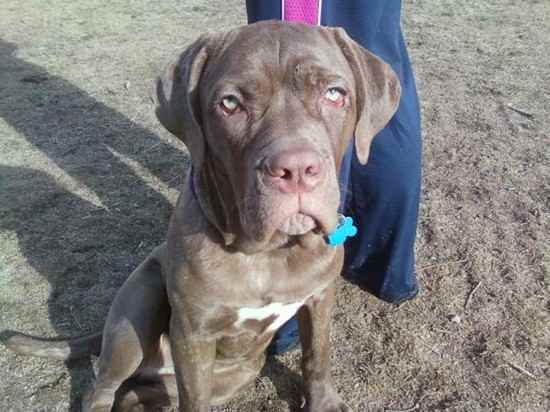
[188,166,198,200]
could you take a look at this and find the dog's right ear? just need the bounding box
[331,27,401,165]
[155,36,211,168]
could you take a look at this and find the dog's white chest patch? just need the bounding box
[236,301,304,332]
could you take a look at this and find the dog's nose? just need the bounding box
[263,148,323,193]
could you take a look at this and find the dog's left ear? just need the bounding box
[332,28,402,164]
[154,34,216,169]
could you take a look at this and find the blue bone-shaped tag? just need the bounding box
[327,215,358,247]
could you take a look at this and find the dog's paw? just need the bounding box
[303,380,352,412]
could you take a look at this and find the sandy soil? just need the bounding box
[0,0,548,411]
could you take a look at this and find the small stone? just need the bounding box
[449,314,462,323]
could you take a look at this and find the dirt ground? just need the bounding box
[0,0,548,411]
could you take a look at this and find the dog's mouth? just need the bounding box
[277,213,317,236]
[234,206,339,254]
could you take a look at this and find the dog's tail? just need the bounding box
[0,330,102,361]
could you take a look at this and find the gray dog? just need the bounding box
[5,21,400,412]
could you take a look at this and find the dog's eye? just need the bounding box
[323,88,346,107]
[220,95,242,115]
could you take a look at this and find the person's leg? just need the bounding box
[344,115,421,303]
[323,0,422,303]
[245,0,281,23]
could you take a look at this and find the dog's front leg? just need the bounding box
[169,308,216,412]
[297,282,351,412]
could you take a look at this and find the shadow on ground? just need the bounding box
[0,38,185,410]
[261,356,304,412]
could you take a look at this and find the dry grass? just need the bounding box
[1,0,549,411]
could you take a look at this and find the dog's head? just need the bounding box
[155,21,400,253]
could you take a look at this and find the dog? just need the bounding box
[4,21,400,411]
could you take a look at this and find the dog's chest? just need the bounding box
[234,299,306,333]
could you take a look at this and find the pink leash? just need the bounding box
[282,0,321,25]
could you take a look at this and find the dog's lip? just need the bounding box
[276,211,337,238]
[277,212,317,235]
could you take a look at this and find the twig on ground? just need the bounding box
[143,141,162,153]
[506,103,534,118]
[385,403,420,412]
[506,361,537,380]
[30,372,67,397]
[385,394,430,412]
[464,281,482,309]
[133,240,144,252]
[418,259,468,272]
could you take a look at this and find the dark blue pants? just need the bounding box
[246,0,422,352]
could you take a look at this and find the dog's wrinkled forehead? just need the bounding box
[203,22,353,90]
[154,20,401,170]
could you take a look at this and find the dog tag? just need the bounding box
[327,214,357,247]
